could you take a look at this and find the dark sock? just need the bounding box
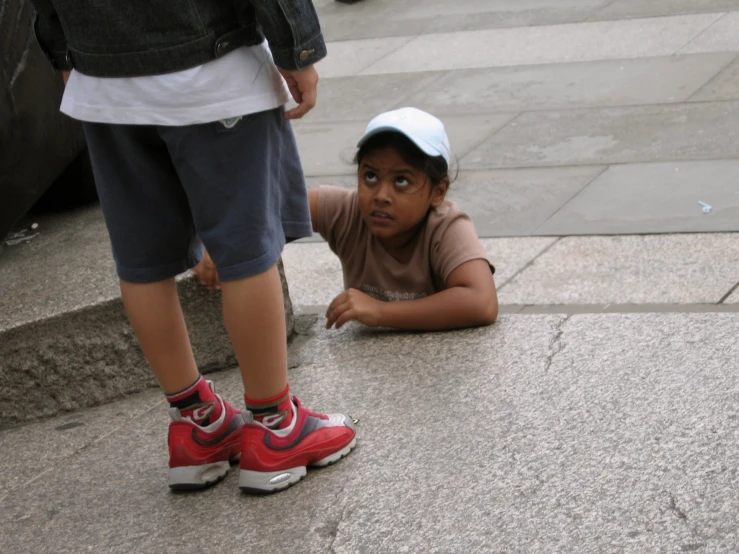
[245,384,294,430]
[166,376,222,427]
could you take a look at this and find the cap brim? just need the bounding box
[357,125,445,161]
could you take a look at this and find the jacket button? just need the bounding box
[65,52,72,66]
[215,41,229,55]
[299,49,314,62]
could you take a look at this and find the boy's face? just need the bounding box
[357,147,448,250]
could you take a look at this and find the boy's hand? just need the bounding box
[326,289,383,329]
[192,250,221,291]
[278,65,318,120]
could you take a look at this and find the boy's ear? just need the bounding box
[430,178,450,208]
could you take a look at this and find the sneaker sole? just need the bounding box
[238,438,357,494]
[168,456,240,491]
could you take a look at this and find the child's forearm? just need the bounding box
[377,287,498,331]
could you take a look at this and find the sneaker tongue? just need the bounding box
[178,402,216,426]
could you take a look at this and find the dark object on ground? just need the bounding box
[0,0,95,242]
[30,148,98,214]
[335,0,363,4]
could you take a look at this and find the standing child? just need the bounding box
[196,107,498,331]
[30,0,355,494]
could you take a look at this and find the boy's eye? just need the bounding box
[395,176,410,187]
[364,171,378,183]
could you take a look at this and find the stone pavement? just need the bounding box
[1,315,738,552]
[1,0,739,552]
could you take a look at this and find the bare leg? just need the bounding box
[120,279,200,394]
[220,264,288,400]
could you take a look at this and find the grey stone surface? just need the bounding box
[0,206,118,331]
[317,0,612,42]
[0,207,295,423]
[536,161,739,235]
[680,12,739,54]
[447,167,604,236]
[592,0,739,21]
[298,71,445,122]
[281,242,344,309]
[726,288,739,303]
[404,54,736,114]
[481,237,558,287]
[292,114,515,176]
[1,277,235,424]
[2,313,738,552]
[498,234,739,305]
[316,35,415,79]
[690,55,739,101]
[517,303,739,314]
[0,387,164,496]
[463,101,739,169]
[359,14,723,75]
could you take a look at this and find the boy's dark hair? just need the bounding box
[354,132,455,187]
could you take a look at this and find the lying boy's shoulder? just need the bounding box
[427,198,474,233]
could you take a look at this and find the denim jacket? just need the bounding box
[28,0,327,77]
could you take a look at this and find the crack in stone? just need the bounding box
[668,493,689,521]
[544,315,569,372]
[318,506,348,554]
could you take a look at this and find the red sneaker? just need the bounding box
[167,382,244,490]
[239,396,356,494]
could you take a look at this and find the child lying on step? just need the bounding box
[195,107,498,331]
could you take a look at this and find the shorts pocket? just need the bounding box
[214,114,253,134]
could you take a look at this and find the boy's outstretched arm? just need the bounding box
[326,259,498,331]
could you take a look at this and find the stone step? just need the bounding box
[0,206,294,424]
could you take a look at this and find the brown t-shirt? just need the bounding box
[316,186,494,302]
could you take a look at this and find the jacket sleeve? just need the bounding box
[248,0,327,71]
[28,0,71,71]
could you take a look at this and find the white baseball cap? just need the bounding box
[357,107,451,165]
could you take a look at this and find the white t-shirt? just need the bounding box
[60,42,291,125]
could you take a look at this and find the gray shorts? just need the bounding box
[82,107,312,283]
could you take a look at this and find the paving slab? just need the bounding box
[536,161,739,235]
[690,55,739,101]
[317,0,611,42]
[463,100,739,169]
[282,242,344,309]
[0,387,164,497]
[1,313,738,552]
[726,288,739,303]
[358,14,723,75]
[0,206,117,331]
[301,71,445,122]
[447,167,605,236]
[498,234,739,304]
[292,114,515,176]
[481,237,558,286]
[281,237,557,310]
[316,36,415,79]
[403,54,736,115]
[591,0,739,21]
[518,303,739,314]
[680,12,739,54]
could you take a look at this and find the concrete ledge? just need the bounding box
[0,207,294,424]
[1,271,294,424]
